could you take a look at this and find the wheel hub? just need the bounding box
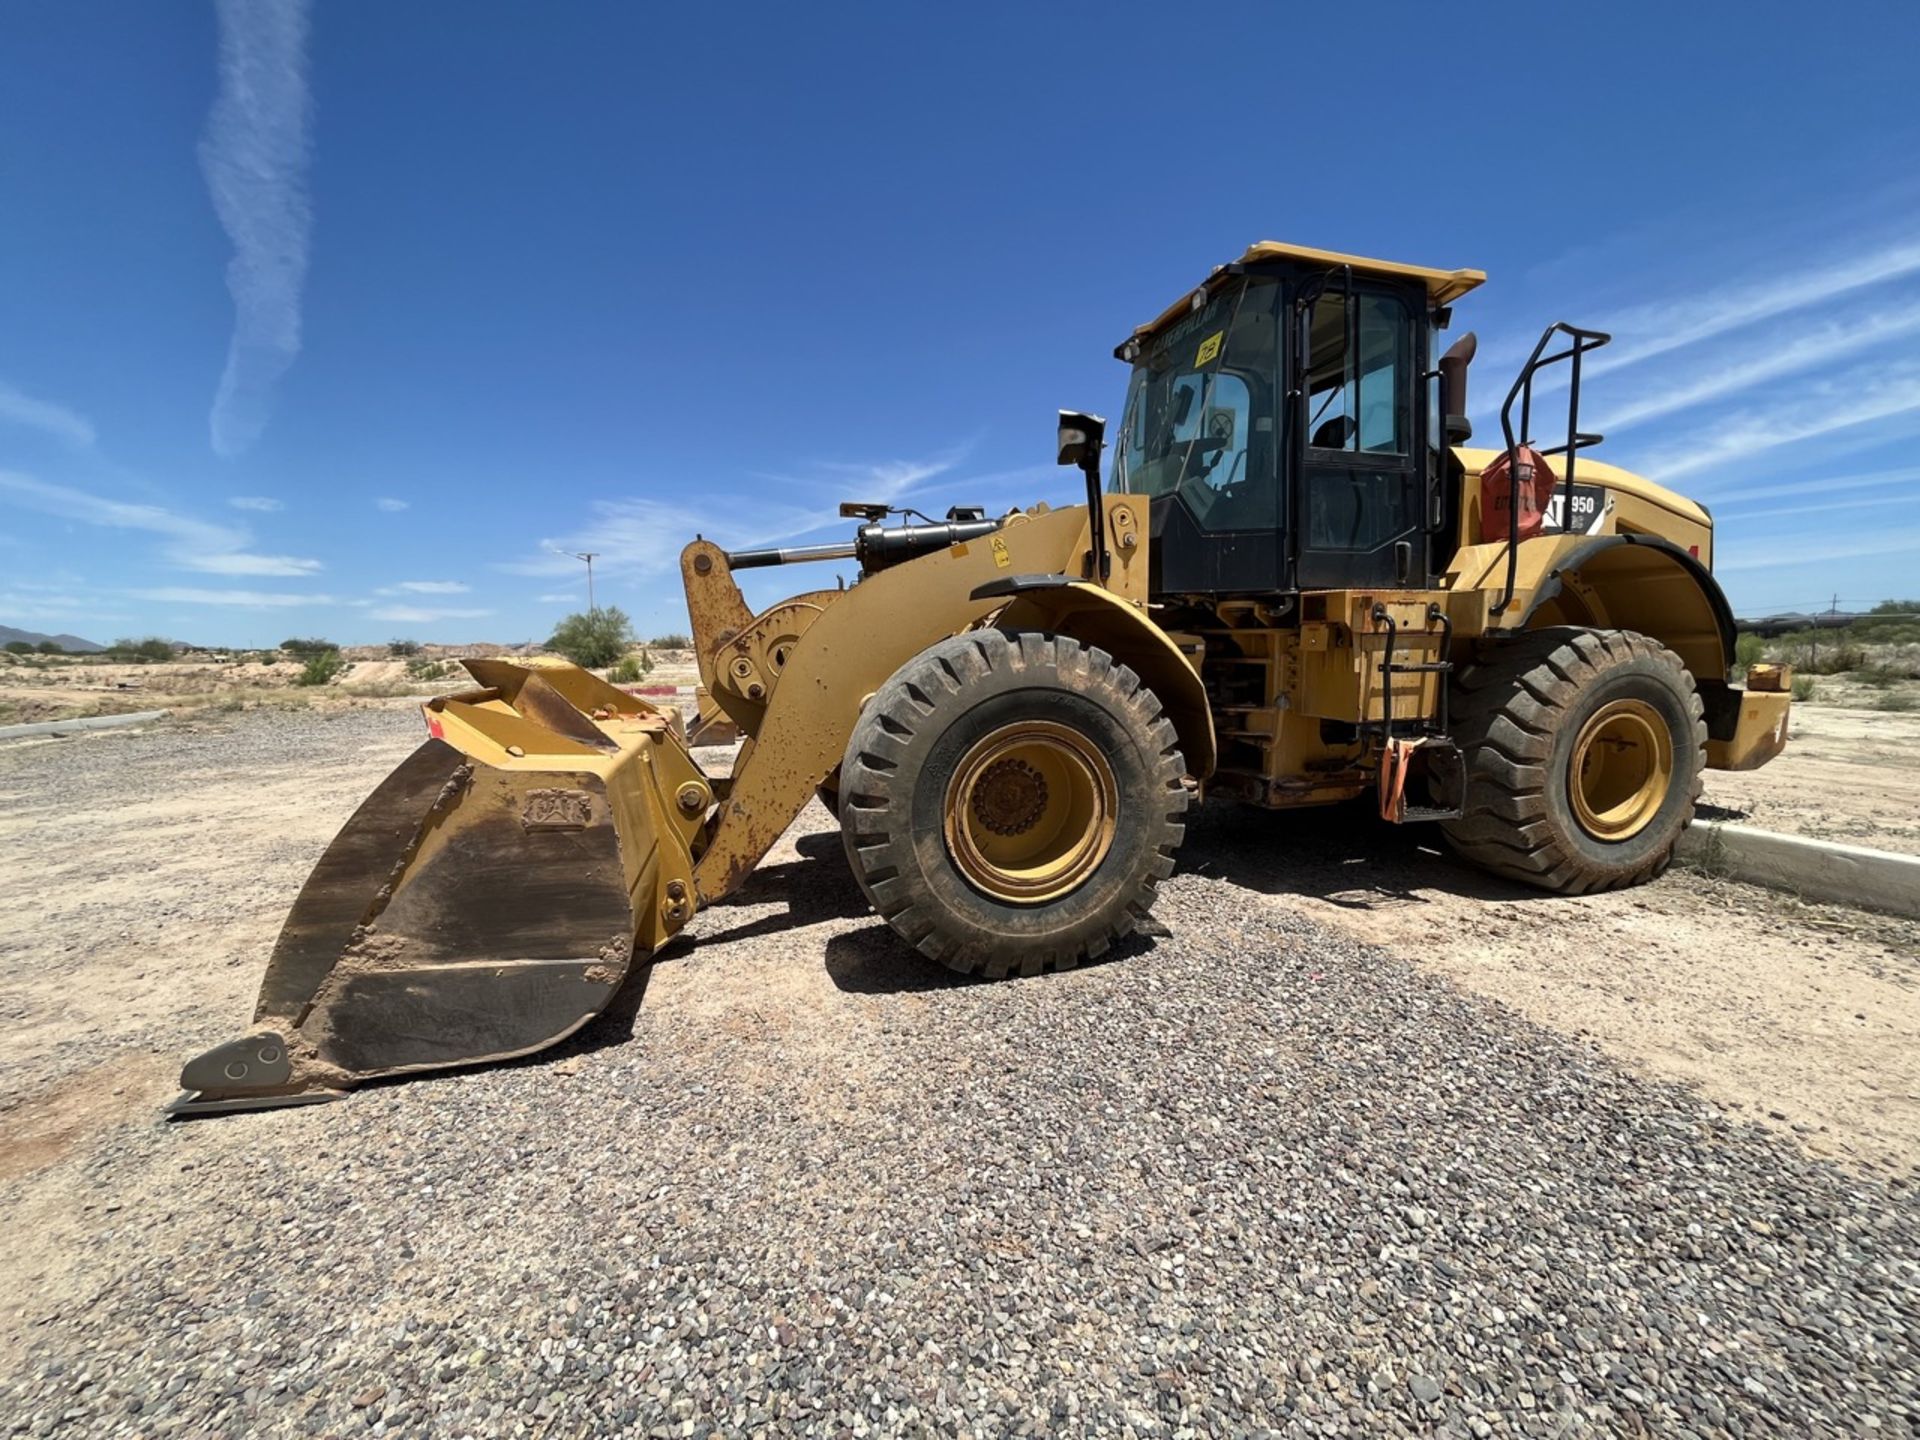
[1569,697,1673,842]
[944,721,1118,904]
[970,757,1050,836]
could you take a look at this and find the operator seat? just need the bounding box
[1311,415,1355,450]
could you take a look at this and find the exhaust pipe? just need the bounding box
[1439,332,1477,444]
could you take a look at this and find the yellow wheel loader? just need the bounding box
[172,242,1793,1114]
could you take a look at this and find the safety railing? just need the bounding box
[1492,322,1611,615]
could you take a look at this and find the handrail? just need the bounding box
[1492,321,1610,616]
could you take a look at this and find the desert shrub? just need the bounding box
[647,633,692,649]
[294,649,345,686]
[1856,614,1920,646]
[110,637,176,663]
[1791,674,1816,702]
[405,657,453,681]
[607,654,651,684]
[281,636,338,658]
[1774,631,1865,674]
[1875,690,1918,712]
[1734,632,1766,668]
[3,641,31,655]
[35,641,63,654]
[547,607,635,669]
[388,638,422,657]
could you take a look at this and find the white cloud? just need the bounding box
[1601,299,1920,433]
[535,591,581,603]
[0,470,323,577]
[1605,236,1920,370]
[132,587,338,607]
[0,589,129,624]
[375,497,409,512]
[368,604,493,623]
[187,551,324,576]
[377,580,469,595]
[228,495,284,512]
[1719,492,1912,522]
[0,381,95,448]
[1635,362,1920,482]
[1713,465,1920,507]
[200,0,313,458]
[1489,233,1920,382]
[1716,526,1920,571]
[497,450,973,578]
[499,497,710,578]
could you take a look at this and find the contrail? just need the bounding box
[199,0,313,458]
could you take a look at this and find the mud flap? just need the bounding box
[171,661,707,1115]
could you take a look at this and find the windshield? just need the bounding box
[1110,278,1280,530]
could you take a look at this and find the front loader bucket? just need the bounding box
[170,659,709,1115]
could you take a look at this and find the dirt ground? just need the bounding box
[1702,701,1920,855]
[1233,809,1920,1176]
[2,697,1915,1201]
[0,647,702,726]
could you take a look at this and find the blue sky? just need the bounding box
[3,2,1918,647]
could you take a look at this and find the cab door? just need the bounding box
[1291,287,1426,590]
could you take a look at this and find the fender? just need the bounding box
[976,575,1217,779]
[1515,533,1736,683]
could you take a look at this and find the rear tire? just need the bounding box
[839,630,1189,977]
[1441,627,1705,893]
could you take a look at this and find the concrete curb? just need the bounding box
[0,709,171,741]
[1677,820,1920,920]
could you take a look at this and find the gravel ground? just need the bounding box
[2,709,1916,1437]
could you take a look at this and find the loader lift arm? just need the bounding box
[171,495,1181,1112]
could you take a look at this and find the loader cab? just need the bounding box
[1110,243,1484,600]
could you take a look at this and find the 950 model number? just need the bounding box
[1545,482,1607,534]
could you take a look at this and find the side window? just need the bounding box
[1305,293,1410,456]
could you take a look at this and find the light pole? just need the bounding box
[570,551,600,613]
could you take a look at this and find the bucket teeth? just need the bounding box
[180,1030,292,1091]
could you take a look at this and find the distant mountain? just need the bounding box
[0,624,105,652]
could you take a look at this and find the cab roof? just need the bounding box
[1119,242,1487,357]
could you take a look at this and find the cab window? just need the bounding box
[1304,293,1410,456]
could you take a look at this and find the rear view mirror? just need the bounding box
[1056,410,1106,468]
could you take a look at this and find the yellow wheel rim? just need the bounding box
[1569,698,1673,842]
[944,721,1118,904]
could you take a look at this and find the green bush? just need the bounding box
[281,636,338,658]
[388,638,422,657]
[1875,690,1918,713]
[110,637,176,663]
[405,657,453,682]
[547,607,636,669]
[647,633,692,649]
[294,650,346,686]
[1734,632,1766,668]
[36,641,64,654]
[3,641,31,655]
[1791,674,1816,702]
[607,654,651,684]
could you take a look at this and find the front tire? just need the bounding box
[839,630,1189,977]
[1442,628,1706,893]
